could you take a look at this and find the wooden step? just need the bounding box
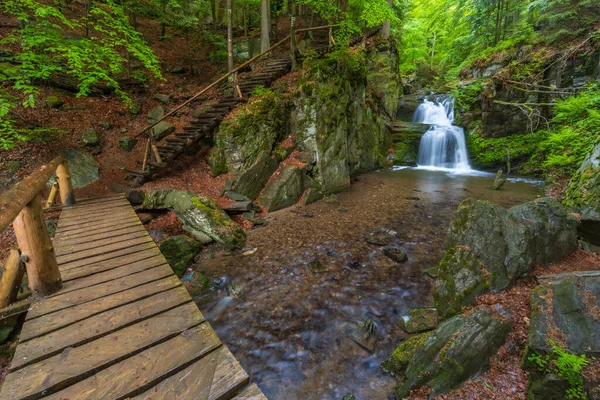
[125,169,150,177]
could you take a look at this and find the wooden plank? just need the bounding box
[130,345,248,400]
[52,214,141,239]
[59,196,128,214]
[26,265,174,320]
[12,286,193,370]
[43,324,221,400]
[0,303,204,400]
[232,384,267,400]
[58,241,158,272]
[55,235,154,265]
[53,222,143,249]
[63,194,125,207]
[57,206,136,229]
[60,248,162,281]
[20,276,181,342]
[54,229,149,257]
[60,254,166,293]
[59,200,131,219]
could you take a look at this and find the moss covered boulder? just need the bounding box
[445,198,579,292]
[398,308,439,333]
[434,246,490,319]
[525,272,600,399]
[564,139,600,211]
[49,149,100,188]
[391,122,430,166]
[260,166,305,212]
[159,235,202,277]
[394,306,511,398]
[382,332,430,376]
[142,190,245,249]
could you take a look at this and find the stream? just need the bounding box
[195,167,542,400]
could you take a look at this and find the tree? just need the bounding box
[260,0,270,51]
[227,0,234,71]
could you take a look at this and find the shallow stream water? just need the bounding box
[195,168,541,400]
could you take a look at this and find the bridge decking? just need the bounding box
[0,194,265,400]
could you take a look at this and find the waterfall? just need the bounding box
[415,95,471,171]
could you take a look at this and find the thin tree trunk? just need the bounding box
[243,3,248,37]
[290,0,296,71]
[211,0,217,30]
[260,0,270,51]
[381,0,393,39]
[227,0,234,72]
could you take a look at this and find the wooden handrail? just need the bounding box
[0,156,74,299]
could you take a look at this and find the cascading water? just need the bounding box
[415,95,472,171]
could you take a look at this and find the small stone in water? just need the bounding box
[383,247,408,263]
[308,258,328,273]
[342,394,356,400]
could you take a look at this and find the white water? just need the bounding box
[415,95,472,172]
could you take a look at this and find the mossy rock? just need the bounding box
[434,247,490,319]
[49,149,100,188]
[398,308,439,334]
[159,235,202,277]
[142,190,245,249]
[151,121,175,141]
[181,270,211,297]
[564,139,600,211]
[81,128,101,148]
[260,166,306,212]
[394,306,511,398]
[119,136,137,152]
[382,332,430,376]
[45,96,64,109]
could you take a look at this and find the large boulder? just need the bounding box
[394,306,511,398]
[564,139,600,211]
[159,235,202,277]
[147,106,165,124]
[525,272,600,399]
[151,121,175,141]
[49,149,100,188]
[434,246,490,319]
[260,166,305,212]
[142,190,245,249]
[382,332,430,376]
[445,198,579,292]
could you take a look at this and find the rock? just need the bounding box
[154,94,171,104]
[564,136,600,211]
[50,149,100,188]
[260,166,305,212]
[394,306,511,398]
[382,332,430,376]
[434,246,490,319]
[225,191,250,202]
[492,169,506,190]
[151,121,176,141]
[45,96,64,109]
[142,189,245,249]
[525,272,600,399]
[398,308,439,333]
[81,128,101,148]
[445,198,579,292]
[392,122,430,166]
[46,218,58,238]
[303,188,324,205]
[365,231,391,246]
[147,106,165,124]
[341,394,356,400]
[159,235,202,277]
[130,103,141,115]
[222,201,254,213]
[148,229,167,242]
[308,258,328,273]
[181,270,211,297]
[119,136,138,152]
[339,320,376,352]
[242,211,255,220]
[99,121,113,130]
[424,267,439,278]
[137,213,154,224]
[383,247,408,263]
[578,208,600,247]
[169,66,187,74]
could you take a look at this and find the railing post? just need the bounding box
[13,194,62,297]
[56,160,75,206]
[0,248,25,308]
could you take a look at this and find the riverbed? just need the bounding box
[194,168,541,400]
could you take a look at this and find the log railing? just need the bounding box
[0,156,75,302]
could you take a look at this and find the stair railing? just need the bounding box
[133,24,340,176]
[0,157,76,303]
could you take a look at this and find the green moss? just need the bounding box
[382,332,431,376]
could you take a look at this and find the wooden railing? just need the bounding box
[134,24,339,174]
[0,156,75,303]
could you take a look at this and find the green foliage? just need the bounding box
[527,340,590,399]
[250,85,275,97]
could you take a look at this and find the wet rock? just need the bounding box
[151,121,176,141]
[303,188,324,205]
[46,96,64,109]
[260,166,305,212]
[394,306,511,398]
[147,106,165,124]
[46,218,58,238]
[382,332,430,376]
[339,320,377,352]
[434,246,490,319]
[564,138,600,210]
[423,267,439,278]
[154,93,171,104]
[325,195,338,204]
[181,270,211,297]
[223,201,255,213]
[492,169,506,190]
[232,151,279,200]
[50,149,99,188]
[99,121,113,130]
[148,229,167,242]
[338,208,349,213]
[225,191,250,202]
[383,246,408,263]
[81,128,101,149]
[242,210,255,220]
[525,272,600,399]
[159,235,202,277]
[308,258,328,273]
[398,308,438,334]
[142,189,245,249]
[446,198,579,292]
[119,136,137,152]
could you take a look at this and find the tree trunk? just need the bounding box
[227,0,234,72]
[340,0,348,12]
[381,0,393,39]
[290,0,296,71]
[211,0,217,30]
[260,0,271,51]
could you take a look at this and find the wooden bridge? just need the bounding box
[0,158,265,400]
